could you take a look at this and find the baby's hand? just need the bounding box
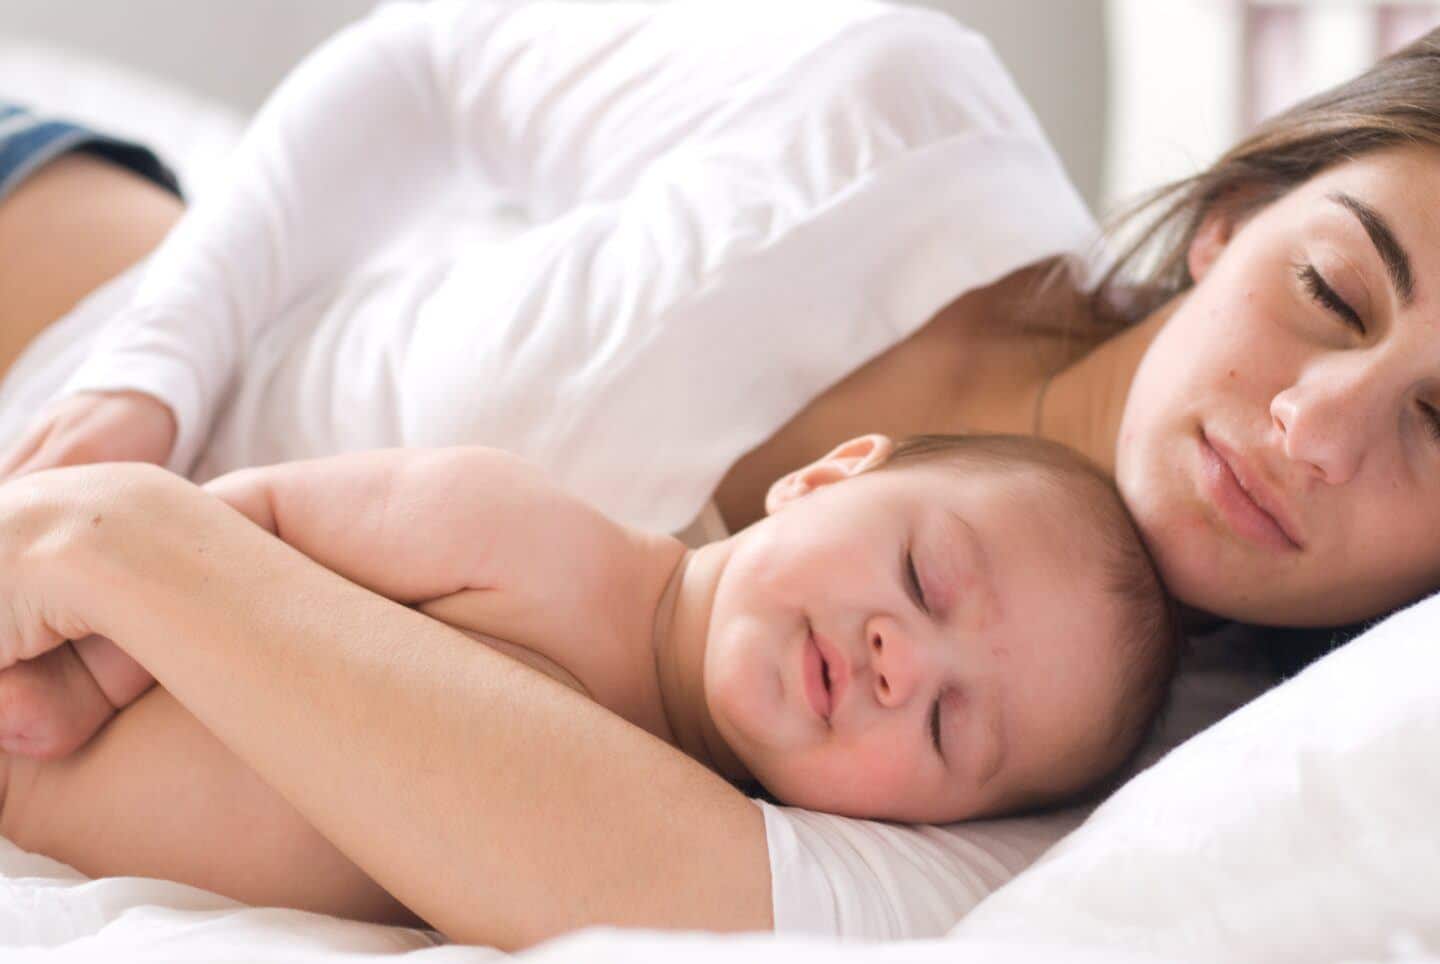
[0,642,118,759]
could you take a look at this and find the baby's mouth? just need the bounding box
[803,625,835,722]
[807,627,850,721]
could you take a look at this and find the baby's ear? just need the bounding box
[764,434,895,515]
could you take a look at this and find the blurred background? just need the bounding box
[0,0,1437,218]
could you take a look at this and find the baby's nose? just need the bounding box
[866,618,919,708]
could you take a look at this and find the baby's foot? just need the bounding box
[0,644,116,759]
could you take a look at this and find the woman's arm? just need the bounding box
[57,3,465,474]
[5,464,771,948]
[55,0,872,477]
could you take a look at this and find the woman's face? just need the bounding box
[1118,144,1440,625]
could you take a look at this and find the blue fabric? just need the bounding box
[0,101,182,202]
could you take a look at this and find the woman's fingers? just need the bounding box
[0,391,177,482]
[0,464,151,670]
[0,418,47,479]
[0,602,70,672]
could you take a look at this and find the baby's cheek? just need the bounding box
[847,742,922,809]
[780,740,923,819]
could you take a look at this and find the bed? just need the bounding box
[0,38,1436,964]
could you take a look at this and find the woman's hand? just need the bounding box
[0,467,103,667]
[0,462,169,668]
[0,390,177,481]
[0,463,180,761]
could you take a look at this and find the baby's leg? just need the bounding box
[0,685,421,928]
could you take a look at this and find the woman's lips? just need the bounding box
[1198,433,1302,553]
[802,632,831,721]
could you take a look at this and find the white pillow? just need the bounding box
[953,593,1440,962]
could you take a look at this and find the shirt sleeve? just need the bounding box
[758,800,1087,939]
[59,0,896,474]
[386,4,1098,533]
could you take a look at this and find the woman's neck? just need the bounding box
[1033,305,1170,476]
[713,262,1075,531]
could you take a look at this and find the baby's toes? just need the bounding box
[0,645,114,759]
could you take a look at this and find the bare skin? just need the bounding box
[714,263,1072,530]
[0,462,775,947]
[0,152,183,384]
[0,156,1096,940]
[0,157,427,923]
[0,683,422,927]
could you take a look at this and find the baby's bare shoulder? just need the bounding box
[410,452,667,712]
[403,447,642,617]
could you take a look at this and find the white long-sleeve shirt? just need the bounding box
[38,0,1100,939]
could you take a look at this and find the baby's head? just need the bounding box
[702,432,1179,823]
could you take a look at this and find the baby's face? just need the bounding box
[703,461,1129,823]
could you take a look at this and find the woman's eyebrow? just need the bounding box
[1328,191,1415,307]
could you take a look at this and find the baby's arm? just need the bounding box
[199,446,555,601]
[0,448,542,758]
[201,449,615,692]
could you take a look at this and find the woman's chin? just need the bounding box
[1147,517,1277,623]
[1158,538,1326,626]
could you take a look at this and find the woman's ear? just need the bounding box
[764,434,895,515]
[1186,207,1235,283]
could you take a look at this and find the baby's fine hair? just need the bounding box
[878,432,1182,809]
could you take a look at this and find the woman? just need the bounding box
[2,0,1439,948]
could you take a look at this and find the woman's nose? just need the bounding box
[865,616,924,708]
[1269,359,1385,485]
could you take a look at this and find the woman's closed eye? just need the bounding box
[1295,261,1366,334]
[1294,262,1440,445]
[1418,400,1440,444]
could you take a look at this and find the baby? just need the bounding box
[1,431,1176,839]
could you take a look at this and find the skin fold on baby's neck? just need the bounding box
[645,538,753,785]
